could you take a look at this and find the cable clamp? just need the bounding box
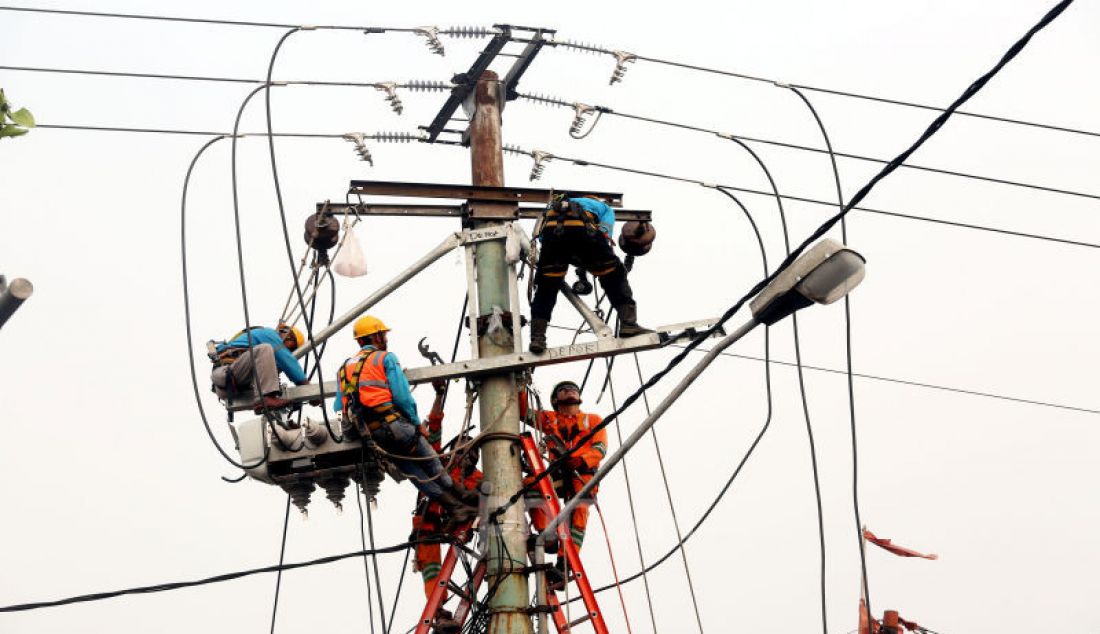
[298,25,318,31]
[700,182,718,189]
[773,80,790,88]
[715,132,733,140]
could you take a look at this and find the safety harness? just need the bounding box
[337,350,401,436]
[544,198,600,237]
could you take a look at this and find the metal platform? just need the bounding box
[226,317,724,412]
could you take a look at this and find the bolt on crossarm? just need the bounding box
[469,70,534,634]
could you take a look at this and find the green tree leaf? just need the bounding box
[0,125,29,138]
[8,108,34,128]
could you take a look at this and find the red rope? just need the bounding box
[595,501,634,634]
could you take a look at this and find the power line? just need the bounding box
[0,65,441,90]
[677,342,1100,415]
[506,147,1100,250]
[516,91,1100,203]
[5,4,1096,141]
[0,5,412,31]
[548,323,1100,415]
[6,61,1091,203]
[0,537,463,613]
[37,120,1096,251]
[553,29,1100,141]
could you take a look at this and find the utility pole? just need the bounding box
[468,70,534,634]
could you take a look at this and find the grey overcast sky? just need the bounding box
[1,1,1098,633]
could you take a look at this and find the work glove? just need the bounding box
[432,379,447,395]
[308,398,323,407]
[567,455,586,471]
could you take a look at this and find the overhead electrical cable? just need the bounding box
[506,148,1100,250]
[270,496,292,634]
[180,133,275,469]
[0,537,465,613]
[0,5,415,31]
[785,83,875,632]
[6,61,1090,201]
[30,121,1100,249]
[5,5,1095,139]
[552,31,1100,141]
[515,91,1100,203]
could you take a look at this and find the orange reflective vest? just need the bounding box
[339,349,393,409]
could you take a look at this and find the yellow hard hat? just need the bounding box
[277,323,306,349]
[353,315,390,339]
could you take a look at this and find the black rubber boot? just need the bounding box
[529,317,549,353]
[617,304,654,337]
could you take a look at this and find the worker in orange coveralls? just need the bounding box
[410,379,483,631]
[519,380,608,553]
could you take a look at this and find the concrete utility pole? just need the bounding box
[468,70,534,634]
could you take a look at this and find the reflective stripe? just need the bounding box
[358,380,389,388]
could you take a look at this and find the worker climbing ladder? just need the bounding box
[415,433,607,634]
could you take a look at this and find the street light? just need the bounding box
[532,238,867,634]
[750,238,867,325]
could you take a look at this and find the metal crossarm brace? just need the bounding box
[226,318,726,411]
[424,28,512,142]
[347,180,624,207]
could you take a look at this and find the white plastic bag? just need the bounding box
[332,226,368,277]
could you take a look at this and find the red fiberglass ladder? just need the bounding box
[415,433,608,633]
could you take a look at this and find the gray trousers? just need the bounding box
[210,343,281,398]
[376,417,453,499]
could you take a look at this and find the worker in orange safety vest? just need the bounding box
[336,315,476,514]
[409,379,483,632]
[519,380,608,553]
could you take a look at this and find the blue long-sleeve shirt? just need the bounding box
[569,197,616,239]
[217,327,307,384]
[333,345,420,425]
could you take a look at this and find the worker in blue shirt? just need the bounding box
[210,323,308,412]
[529,195,651,353]
[337,316,477,513]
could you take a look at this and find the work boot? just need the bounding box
[433,608,462,633]
[254,394,291,413]
[571,271,593,296]
[544,558,570,591]
[436,491,477,530]
[529,317,549,354]
[617,304,654,338]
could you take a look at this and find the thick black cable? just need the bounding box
[228,83,298,454]
[490,0,1076,525]
[365,492,390,634]
[270,496,292,634]
[181,134,271,469]
[262,27,345,442]
[0,536,463,613]
[384,543,411,634]
[787,84,874,634]
[355,475,378,634]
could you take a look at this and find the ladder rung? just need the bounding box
[567,612,596,628]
